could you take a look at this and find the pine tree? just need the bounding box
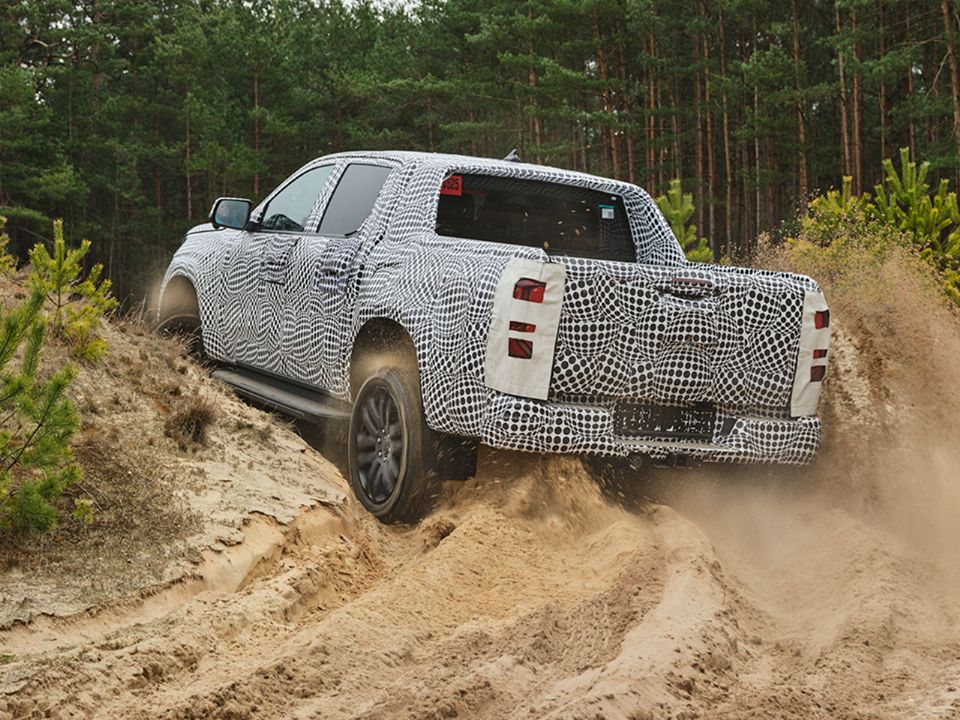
[655,179,713,262]
[29,220,118,361]
[0,216,81,534]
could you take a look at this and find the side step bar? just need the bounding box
[212,367,352,422]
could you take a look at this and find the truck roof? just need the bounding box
[316,150,641,194]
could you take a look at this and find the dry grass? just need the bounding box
[164,394,218,450]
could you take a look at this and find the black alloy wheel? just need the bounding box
[354,379,406,505]
[347,367,441,523]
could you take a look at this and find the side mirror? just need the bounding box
[209,197,252,230]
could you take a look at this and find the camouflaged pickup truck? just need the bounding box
[159,151,830,522]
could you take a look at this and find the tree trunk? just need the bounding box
[851,9,863,194]
[719,3,733,256]
[694,25,704,236]
[670,77,682,186]
[594,12,619,178]
[879,1,889,164]
[906,12,918,161]
[155,163,162,264]
[253,60,261,198]
[791,0,808,205]
[527,18,543,164]
[185,103,192,221]
[766,135,777,230]
[615,17,636,184]
[644,30,657,192]
[702,6,716,250]
[753,15,761,238]
[836,5,852,180]
[941,0,960,185]
[754,81,762,237]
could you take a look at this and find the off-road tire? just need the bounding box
[348,366,441,523]
[157,308,206,360]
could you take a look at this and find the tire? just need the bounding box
[348,366,441,523]
[157,308,206,360]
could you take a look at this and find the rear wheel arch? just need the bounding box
[349,317,420,402]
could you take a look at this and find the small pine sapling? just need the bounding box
[0,217,16,276]
[29,219,118,360]
[0,287,82,533]
[655,179,714,263]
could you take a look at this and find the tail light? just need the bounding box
[508,338,533,359]
[513,278,546,303]
[813,349,827,359]
[810,365,826,382]
[509,321,536,333]
[814,309,830,329]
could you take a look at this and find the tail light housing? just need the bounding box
[508,338,533,359]
[814,309,830,329]
[513,278,546,303]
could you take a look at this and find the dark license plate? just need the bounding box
[614,402,716,441]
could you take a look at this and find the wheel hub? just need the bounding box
[376,432,392,460]
[353,383,404,505]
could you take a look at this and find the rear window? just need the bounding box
[435,173,635,262]
[319,163,392,236]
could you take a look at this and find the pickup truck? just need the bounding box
[159,151,830,523]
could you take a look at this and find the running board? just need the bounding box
[212,367,352,422]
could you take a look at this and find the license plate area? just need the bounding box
[614,402,716,441]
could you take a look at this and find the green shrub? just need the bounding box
[29,219,118,361]
[655,179,714,263]
[804,149,960,304]
[0,295,81,533]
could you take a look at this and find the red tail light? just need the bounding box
[814,309,830,329]
[810,365,826,382]
[513,278,546,303]
[509,321,537,333]
[508,338,533,359]
[813,349,828,359]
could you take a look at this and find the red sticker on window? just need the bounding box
[441,175,462,196]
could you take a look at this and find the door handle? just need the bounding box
[657,276,716,298]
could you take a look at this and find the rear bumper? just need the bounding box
[479,395,821,465]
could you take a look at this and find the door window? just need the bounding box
[318,164,393,236]
[260,165,335,232]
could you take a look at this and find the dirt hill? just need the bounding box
[1,241,959,719]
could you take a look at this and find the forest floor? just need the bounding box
[2,244,960,719]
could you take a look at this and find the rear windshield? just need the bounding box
[435,173,635,262]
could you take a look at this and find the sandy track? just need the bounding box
[7,444,960,719]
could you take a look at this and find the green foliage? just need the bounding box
[0,286,81,534]
[0,217,16,277]
[871,149,960,262]
[73,497,95,527]
[805,149,960,303]
[655,179,714,263]
[4,0,960,296]
[806,177,871,242]
[29,220,118,360]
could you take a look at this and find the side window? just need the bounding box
[318,164,392,236]
[435,173,635,262]
[260,165,334,232]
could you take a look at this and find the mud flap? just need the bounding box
[484,258,566,401]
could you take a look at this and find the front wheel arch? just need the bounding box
[157,275,204,357]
